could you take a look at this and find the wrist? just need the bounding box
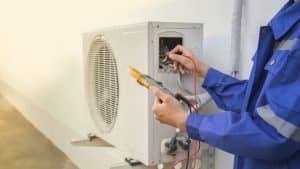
[197,62,209,78]
[176,111,188,132]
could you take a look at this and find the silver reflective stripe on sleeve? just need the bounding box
[257,105,300,142]
[274,38,299,51]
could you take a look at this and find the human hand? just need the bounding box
[149,86,188,131]
[167,45,209,78]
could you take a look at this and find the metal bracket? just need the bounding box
[110,144,215,169]
[71,134,215,169]
[70,133,114,147]
[110,163,172,169]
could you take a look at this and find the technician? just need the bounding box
[150,1,300,168]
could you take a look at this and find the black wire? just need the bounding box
[198,141,201,153]
[185,138,191,169]
[185,106,192,169]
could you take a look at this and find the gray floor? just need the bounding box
[0,95,79,169]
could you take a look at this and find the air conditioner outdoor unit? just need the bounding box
[83,22,203,166]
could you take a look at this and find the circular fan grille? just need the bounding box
[88,35,119,132]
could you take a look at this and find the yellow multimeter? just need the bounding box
[128,66,193,108]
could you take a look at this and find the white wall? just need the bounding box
[0,0,289,169]
[240,0,286,78]
[0,0,235,168]
[0,0,233,138]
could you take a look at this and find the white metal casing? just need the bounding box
[83,22,203,166]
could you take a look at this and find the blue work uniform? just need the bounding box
[186,1,300,169]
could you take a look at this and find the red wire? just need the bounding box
[170,142,200,169]
[171,55,200,169]
[192,141,200,169]
[170,145,199,169]
[183,55,200,169]
[171,157,188,169]
[182,55,199,112]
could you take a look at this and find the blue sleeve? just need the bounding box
[189,49,300,161]
[202,68,248,112]
[186,111,300,161]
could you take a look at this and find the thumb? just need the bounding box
[149,86,168,102]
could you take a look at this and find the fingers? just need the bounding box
[149,86,168,102]
[169,44,185,54]
[172,61,191,74]
[154,96,162,105]
[173,61,179,71]
[167,45,198,73]
[153,97,163,119]
[179,64,185,74]
[168,53,189,66]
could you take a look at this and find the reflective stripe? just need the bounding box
[274,38,299,51]
[257,105,300,142]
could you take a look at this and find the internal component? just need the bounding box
[159,37,183,71]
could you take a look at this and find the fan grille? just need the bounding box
[88,35,119,132]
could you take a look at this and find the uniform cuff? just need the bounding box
[202,68,225,89]
[186,113,205,141]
